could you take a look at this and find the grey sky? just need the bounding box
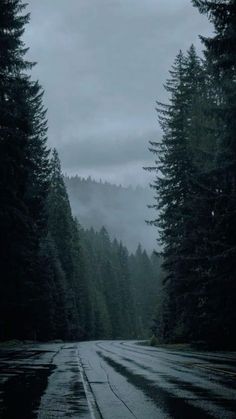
[24,0,211,186]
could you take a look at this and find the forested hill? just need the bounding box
[64,176,156,253]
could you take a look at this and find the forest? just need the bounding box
[148,1,236,348]
[64,175,155,253]
[0,0,236,350]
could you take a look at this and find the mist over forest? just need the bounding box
[65,175,157,253]
[1,1,236,417]
[1,0,236,350]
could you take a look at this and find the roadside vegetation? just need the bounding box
[0,1,235,350]
[148,1,236,349]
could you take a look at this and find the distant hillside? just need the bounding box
[64,176,157,252]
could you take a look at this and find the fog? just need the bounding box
[65,176,157,253]
[22,1,212,249]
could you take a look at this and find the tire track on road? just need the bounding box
[99,359,138,419]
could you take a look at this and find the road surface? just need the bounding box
[0,341,236,418]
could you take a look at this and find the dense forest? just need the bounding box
[148,0,236,348]
[64,175,155,253]
[0,0,161,341]
[0,0,235,350]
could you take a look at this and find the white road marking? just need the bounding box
[76,348,103,419]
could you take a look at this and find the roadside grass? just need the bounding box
[135,337,209,352]
[0,340,25,348]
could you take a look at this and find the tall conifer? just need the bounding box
[192,0,236,345]
[0,0,50,339]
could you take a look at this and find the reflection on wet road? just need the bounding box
[78,341,236,419]
[0,341,236,418]
[0,343,91,419]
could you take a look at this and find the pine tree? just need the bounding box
[46,149,84,340]
[147,51,195,342]
[147,47,217,343]
[192,0,236,346]
[129,245,159,337]
[115,241,135,338]
[0,0,50,339]
[79,226,139,339]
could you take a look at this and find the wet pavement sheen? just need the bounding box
[0,341,236,418]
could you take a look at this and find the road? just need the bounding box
[0,341,236,418]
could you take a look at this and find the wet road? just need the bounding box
[0,341,236,418]
[78,341,236,419]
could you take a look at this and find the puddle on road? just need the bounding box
[0,346,91,419]
[0,363,55,419]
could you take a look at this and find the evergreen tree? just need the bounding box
[0,0,50,339]
[46,149,84,340]
[79,227,140,339]
[129,246,162,338]
[115,241,135,338]
[149,3,236,346]
[36,235,69,340]
[147,51,196,342]
[192,0,236,346]
[147,47,218,343]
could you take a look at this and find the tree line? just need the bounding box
[64,174,155,254]
[0,0,161,341]
[3,0,233,348]
[148,0,236,348]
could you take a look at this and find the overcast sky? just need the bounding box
[24,0,212,186]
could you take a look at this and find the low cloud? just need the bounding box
[24,0,212,185]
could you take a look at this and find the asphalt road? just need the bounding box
[0,341,236,418]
